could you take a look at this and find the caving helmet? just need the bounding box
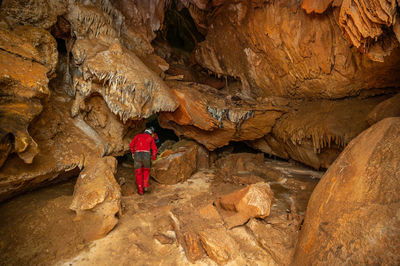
[144,128,153,135]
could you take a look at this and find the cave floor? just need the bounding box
[0,158,322,265]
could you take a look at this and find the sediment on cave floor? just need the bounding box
[1,0,400,265]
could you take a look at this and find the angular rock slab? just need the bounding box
[216,182,274,229]
[293,117,400,265]
[151,140,205,185]
[70,156,121,241]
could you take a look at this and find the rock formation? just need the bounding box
[367,93,400,125]
[70,156,121,240]
[0,25,56,168]
[0,0,400,257]
[159,81,285,150]
[151,139,208,184]
[216,182,274,229]
[293,117,400,265]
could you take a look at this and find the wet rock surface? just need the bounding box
[294,117,400,265]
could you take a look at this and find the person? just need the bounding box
[130,128,158,195]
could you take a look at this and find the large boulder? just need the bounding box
[70,156,121,240]
[293,117,400,265]
[216,182,274,229]
[151,140,207,184]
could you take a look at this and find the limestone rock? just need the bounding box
[338,0,399,62]
[301,0,338,14]
[198,228,234,265]
[293,117,400,265]
[0,0,67,29]
[0,90,114,202]
[70,156,121,240]
[250,96,388,169]
[78,95,146,156]
[367,93,400,125]
[198,203,223,223]
[246,214,301,265]
[159,81,285,150]
[151,140,200,184]
[0,25,57,168]
[194,1,400,99]
[170,211,206,262]
[67,2,178,122]
[216,182,274,229]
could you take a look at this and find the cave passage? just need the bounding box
[145,114,179,144]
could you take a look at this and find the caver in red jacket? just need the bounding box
[130,132,158,195]
[130,132,158,160]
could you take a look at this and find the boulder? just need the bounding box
[216,182,274,229]
[293,117,400,265]
[367,93,400,125]
[70,156,121,241]
[151,140,205,184]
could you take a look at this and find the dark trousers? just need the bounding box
[133,152,151,194]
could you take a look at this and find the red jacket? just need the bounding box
[130,133,158,160]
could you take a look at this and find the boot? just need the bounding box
[143,168,150,192]
[135,168,144,195]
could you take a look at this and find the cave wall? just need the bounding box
[0,0,400,200]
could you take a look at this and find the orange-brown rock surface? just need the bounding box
[194,1,400,98]
[151,139,205,184]
[249,96,388,169]
[159,81,285,150]
[293,117,400,265]
[0,25,57,168]
[367,93,400,125]
[216,182,274,229]
[70,156,121,240]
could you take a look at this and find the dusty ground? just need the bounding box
[0,157,321,265]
